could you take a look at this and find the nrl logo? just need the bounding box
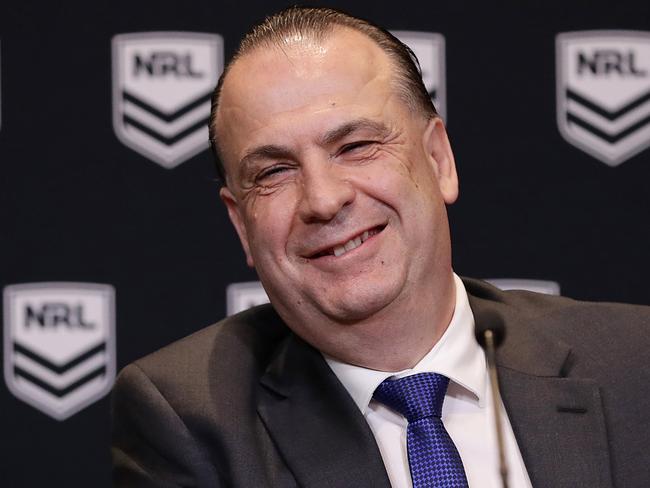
[556,31,650,166]
[3,283,116,420]
[391,31,446,120]
[112,32,223,168]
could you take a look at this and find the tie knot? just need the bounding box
[373,372,449,422]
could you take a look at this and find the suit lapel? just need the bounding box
[255,280,615,487]
[257,334,391,488]
[467,282,613,488]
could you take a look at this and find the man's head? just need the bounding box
[212,7,458,369]
[209,7,436,183]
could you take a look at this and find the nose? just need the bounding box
[297,161,355,223]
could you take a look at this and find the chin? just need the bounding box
[319,280,404,324]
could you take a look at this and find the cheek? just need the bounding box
[355,158,418,203]
[246,190,298,258]
[391,149,442,204]
[354,156,444,235]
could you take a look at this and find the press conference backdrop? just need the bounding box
[1,0,649,485]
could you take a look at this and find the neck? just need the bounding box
[296,271,457,371]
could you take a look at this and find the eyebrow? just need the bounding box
[238,144,294,180]
[240,145,293,166]
[319,118,390,146]
[237,118,390,178]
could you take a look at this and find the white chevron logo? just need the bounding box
[112,32,223,168]
[3,283,116,420]
[557,31,650,166]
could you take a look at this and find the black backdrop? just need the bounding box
[1,1,649,486]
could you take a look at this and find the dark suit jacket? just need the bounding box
[112,278,650,487]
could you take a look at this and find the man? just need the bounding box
[112,7,650,487]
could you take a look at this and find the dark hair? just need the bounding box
[209,6,437,182]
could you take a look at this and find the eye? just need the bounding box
[340,140,375,154]
[255,164,293,183]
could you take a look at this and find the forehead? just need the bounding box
[225,28,392,105]
[215,28,401,162]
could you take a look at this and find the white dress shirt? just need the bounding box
[324,274,533,488]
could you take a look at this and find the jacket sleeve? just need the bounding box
[111,363,221,487]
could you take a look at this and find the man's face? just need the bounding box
[216,28,458,344]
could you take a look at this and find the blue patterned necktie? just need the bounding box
[373,372,469,488]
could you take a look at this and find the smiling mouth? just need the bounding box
[310,225,386,258]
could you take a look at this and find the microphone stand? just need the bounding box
[483,329,509,488]
[475,311,509,488]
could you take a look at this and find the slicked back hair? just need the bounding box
[209,6,437,183]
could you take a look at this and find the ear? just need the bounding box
[422,117,459,204]
[220,186,255,267]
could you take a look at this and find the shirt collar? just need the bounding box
[324,274,487,413]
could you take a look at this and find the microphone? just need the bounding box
[475,309,509,488]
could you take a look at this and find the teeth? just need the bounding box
[330,229,378,257]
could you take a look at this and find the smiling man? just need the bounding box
[216,20,458,372]
[112,7,650,488]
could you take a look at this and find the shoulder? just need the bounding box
[137,303,287,369]
[114,304,290,411]
[111,306,291,485]
[463,276,650,365]
[463,276,650,328]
